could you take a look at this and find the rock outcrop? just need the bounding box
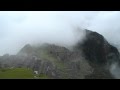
[74,29,120,79]
[75,29,120,65]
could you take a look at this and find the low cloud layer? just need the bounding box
[0,11,120,55]
[110,62,120,79]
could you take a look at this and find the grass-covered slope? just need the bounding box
[0,68,34,79]
[0,68,50,79]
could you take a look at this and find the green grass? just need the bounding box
[0,68,52,79]
[0,68,35,79]
[38,74,50,79]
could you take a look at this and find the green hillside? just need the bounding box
[0,68,35,79]
[0,68,51,79]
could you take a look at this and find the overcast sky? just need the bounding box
[0,11,120,55]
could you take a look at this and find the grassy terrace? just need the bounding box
[0,68,35,79]
[0,68,50,79]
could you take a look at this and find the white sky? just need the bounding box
[0,11,120,55]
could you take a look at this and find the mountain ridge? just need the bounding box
[0,29,119,79]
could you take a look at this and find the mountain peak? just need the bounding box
[75,29,120,66]
[17,44,34,56]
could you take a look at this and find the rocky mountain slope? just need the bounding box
[0,29,120,79]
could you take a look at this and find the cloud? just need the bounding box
[110,62,120,79]
[0,11,120,55]
[88,11,120,50]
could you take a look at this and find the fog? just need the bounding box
[0,11,120,56]
[110,62,120,79]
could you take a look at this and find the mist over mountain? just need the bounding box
[0,29,120,79]
[0,11,120,79]
[0,11,120,55]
